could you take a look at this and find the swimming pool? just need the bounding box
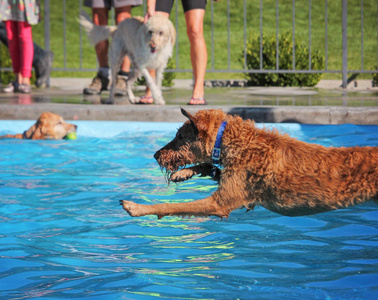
[0,120,377,299]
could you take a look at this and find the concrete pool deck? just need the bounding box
[0,78,377,124]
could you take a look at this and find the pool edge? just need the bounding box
[0,104,377,125]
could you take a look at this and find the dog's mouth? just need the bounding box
[63,126,78,139]
[154,149,198,182]
[150,45,157,53]
[160,161,183,176]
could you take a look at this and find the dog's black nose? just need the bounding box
[154,151,160,161]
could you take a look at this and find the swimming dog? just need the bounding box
[121,109,378,219]
[0,112,77,140]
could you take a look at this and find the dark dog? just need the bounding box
[0,112,77,140]
[120,108,378,219]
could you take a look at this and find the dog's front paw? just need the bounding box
[119,200,144,217]
[154,97,165,106]
[105,98,114,105]
[129,96,138,104]
[170,169,195,182]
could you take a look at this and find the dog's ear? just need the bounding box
[22,124,35,139]
[30,124,45,140]
[181,108,198,135]
[30,115,49,139]
[168,20,176,47]
[181,108,195,122]
[22,124,39,139]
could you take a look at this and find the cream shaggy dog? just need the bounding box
[79,12,175,105]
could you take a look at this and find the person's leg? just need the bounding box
[1,21,53,87]
[92,7,110,69]
[139,69,155,103]
[185,9,207,105]
[4,21,21,83]
[154,0,173,18]
[112,5,133,96]
[83,7,110,95]
[17,21,34,87]
[115,6,132,73]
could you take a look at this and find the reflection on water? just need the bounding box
[17,94,33,105]
[0,123,377,299]
[0,86,378,106]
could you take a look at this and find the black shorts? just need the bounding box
[156,0,207,14]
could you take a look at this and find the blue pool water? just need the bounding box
[0,120,377,300]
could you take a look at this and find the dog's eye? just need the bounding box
[148,30,153,35]
[159,31,163,36]
[177,132,183,140]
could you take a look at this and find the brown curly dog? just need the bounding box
[120,108,378,219]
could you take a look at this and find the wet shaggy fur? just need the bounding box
[0,112,77,140]
[79,12,175,105]
[120,109,378,219]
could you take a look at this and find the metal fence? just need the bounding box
[43,0,378,88]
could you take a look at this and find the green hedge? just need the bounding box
[241,32,325,86]
[0,45,14,84]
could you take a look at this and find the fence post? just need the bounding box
[342,0,347,88]
[44,0,50,87]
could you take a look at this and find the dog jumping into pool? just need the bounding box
[0,112,77,140]
[120,108,378,220]
[79,12,175,105]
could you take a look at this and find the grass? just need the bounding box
[31,0,378,80]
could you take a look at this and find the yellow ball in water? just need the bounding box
[65,132,77,140]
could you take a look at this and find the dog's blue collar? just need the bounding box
[211,121,227,177]
[22,131,28,139]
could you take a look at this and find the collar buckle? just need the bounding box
[212,148,221,164]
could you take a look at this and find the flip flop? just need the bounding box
[187,97,207,105]
[135,96,154,105]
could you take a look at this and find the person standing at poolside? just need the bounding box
[0,0,40,94]
[139,0,218,105]
[83,0,142,96]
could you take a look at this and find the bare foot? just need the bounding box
[135,96,153,105]
[187,97,206,105]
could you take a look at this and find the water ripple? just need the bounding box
[0,123,377,299]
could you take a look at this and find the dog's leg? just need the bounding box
[108,44,126,104]
[140,68,165,105]
[0,134,23,139]
[120,173,253,219]
[120,195,228,219]
[155,66,164,90]
[108,62,121,105]
[170,163,220,183]
[125,68,140,104]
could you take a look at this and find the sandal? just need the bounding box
[135,96,154,105]
[187,97,207,105]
